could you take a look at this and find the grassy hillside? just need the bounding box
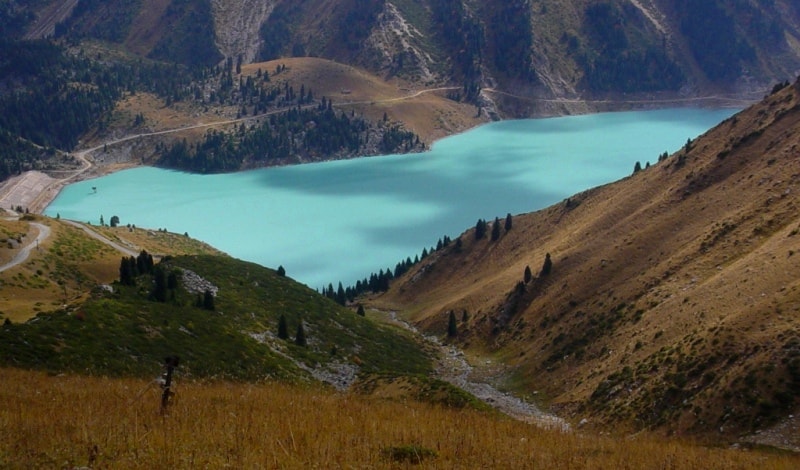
[1,252,431,381]
[373,78,800,442]
[2,367,797,468]
[0,215,223,323]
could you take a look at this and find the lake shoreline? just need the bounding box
[2,94,758,217]
[43,107,741,288]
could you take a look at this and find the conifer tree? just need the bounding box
[505,213,513,231]
[152,266,168,302]
[119,257,134,285]
[167,270,179,290]
[524,265,533,283]
[448,311,458,338]
[277,265,286,277]
[356,305,366,317]
[475,219,487,240]
[203,289,215,311]
[277,314,289,339]
[295,322,307,347]
[491,216,501,241]
[540,253,553,276]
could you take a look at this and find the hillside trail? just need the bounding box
[0,217,50,273]
[384,311,570,432]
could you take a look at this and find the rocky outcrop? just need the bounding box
[364,3,438,83]
[211,0,277,64]
[23,0,79,40]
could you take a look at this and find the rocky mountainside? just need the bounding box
[373,78,800,443]
[8,0,800,110]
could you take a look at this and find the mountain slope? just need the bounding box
[373,78,800,439]
[11,0,800,101]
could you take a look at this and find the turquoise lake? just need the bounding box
[45,108,738,289]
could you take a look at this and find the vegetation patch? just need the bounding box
[0,254,431,382]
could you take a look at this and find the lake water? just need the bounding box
[45,108,738,289]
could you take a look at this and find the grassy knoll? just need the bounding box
[0,254,431,381]
[0,217,223,323]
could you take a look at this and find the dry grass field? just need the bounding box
[1,368,796,469]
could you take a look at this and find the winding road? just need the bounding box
[0,221,50,273]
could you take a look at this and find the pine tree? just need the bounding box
[540,253,553,276]
[119,257,134,285]
[152,266,168,302]
[475,219,487,240]
[277,314,289,339]
[295,322,307,347]
[167,270,179,290]
[491,216,501,241]
[203,289,215,311]
[277,265,286,277]
[505,213,513,231]
[447,311,458,338]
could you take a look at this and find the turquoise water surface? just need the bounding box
[45,108,738,288]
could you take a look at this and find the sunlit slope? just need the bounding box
[375,79,800,438]
[0,215,223,323]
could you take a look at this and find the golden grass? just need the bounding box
[1,368,796,469]
[242,57,486,144]
[373,82,800,438]
[91,225,226,259]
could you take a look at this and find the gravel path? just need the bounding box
[387,312,570,431]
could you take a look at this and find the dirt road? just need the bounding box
[0,222,50,273]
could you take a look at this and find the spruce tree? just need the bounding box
[119,257,134,285]
[491,217,501,241]
[167,270,179,290]
[295,322,307,347]
[276,265,286,277]
[203,289,215,311]
[356,305,366,317]
[152,266,168,302]
[277,314,289,339]
[505,213,513,231]
[448,311,458,338]
[475,219,487,240]
[540,253,553,276]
